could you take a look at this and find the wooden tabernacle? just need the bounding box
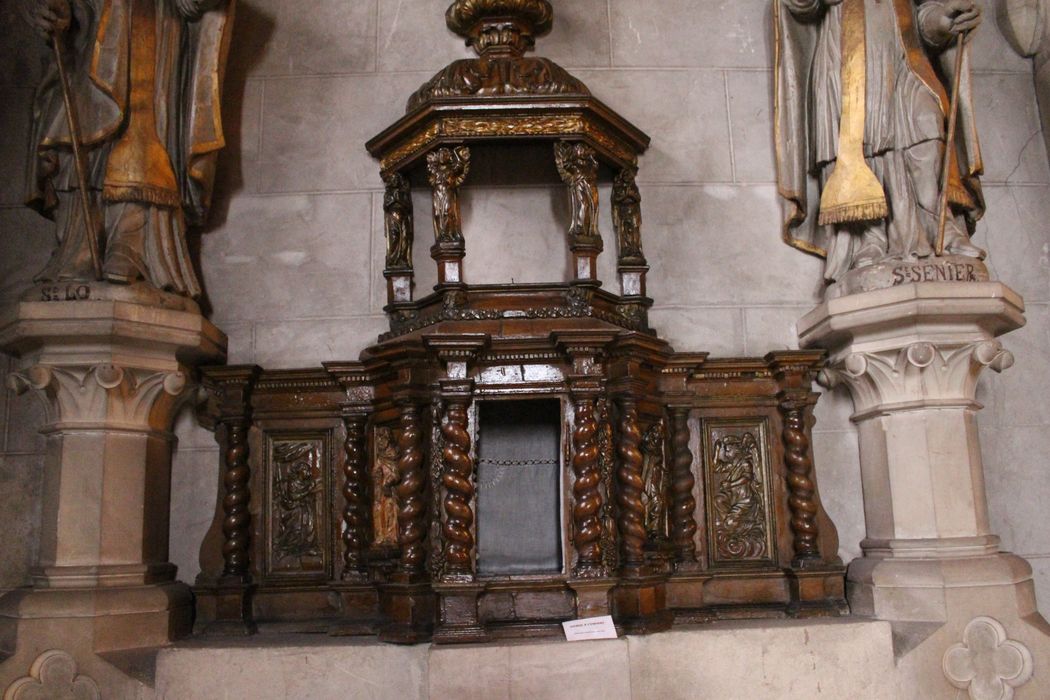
[191,0,846,643]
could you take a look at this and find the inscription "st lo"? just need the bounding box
[40,285,91,302]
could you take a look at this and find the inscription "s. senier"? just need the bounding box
[40,285,91,301]
[892,263,983,285]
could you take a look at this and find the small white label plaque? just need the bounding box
[562,615,618,642]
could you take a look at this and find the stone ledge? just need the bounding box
[153,618,895,699]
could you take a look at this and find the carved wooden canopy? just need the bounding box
[365,0,649,176]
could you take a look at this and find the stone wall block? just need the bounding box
[231,0,377,77]
[0,88,32,206]
[649,306,744,356]
[0,454,44,590]
[610,0,771,69]
[255,72,430,194]
[974,73,1050,184]
[979,185,1050,303]
[642,185,824,306]
[579,69,733,184]
[169,447,221,585]
[201,193,373,327]
[727,69,776,183]
[253,316,389,368]
[983,425,1050,557]
[0,210,54,304]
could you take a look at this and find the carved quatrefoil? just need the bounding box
[942,616,1034,700]
[3,649,100,700]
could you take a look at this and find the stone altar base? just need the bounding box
[798,281,1050,698]
[152,619,895,699]
[0,285,225,697]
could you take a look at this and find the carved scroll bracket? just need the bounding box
[817,340,1015,419]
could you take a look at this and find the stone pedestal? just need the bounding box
[0,285,225,693]
[798,282,1050,698]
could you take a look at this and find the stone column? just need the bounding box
[0,287,225,691]
[798,282,1048,697]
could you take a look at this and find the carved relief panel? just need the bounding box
[701,420,776,566]
[264,434,330,578]
[372,426,401,548]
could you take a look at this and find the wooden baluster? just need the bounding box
[441,393,475,579]
[396,402,428,575]
[572,391,605,577]
[221,418,252,579]
[616,397,647,574]
[780,395,820,562]
[341,411,370,581]
[669,407,698,565]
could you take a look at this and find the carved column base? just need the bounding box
[799,281,1050,696]
[787,567,848,618]
[568,579,615,619]
[326,583,381,637]
[0,287,225,670]
[192,581,257,636]
[378,582,435,644]
[613,576,672,635]
[432,583,487,644]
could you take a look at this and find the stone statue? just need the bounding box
[775,0,985,285]
[27,0,234,298]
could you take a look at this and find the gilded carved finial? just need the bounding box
[407,0,586,111]
[445,0,554,56]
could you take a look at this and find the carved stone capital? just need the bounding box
[817,340,1014,417]
[7,362,191,433]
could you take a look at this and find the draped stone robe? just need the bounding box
[26,0,234,297]
[775,0,984,282]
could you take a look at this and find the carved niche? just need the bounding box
[266,436,328,576]
[640,422,668,540]
[703,421,775,565]
[372,426,402,548]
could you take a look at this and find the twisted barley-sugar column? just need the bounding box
[441,397,475,577]
[616,398,647,569]
[341,413,370,580]
[222,419,252,579]
[396,404,428,574]
[670,408,698,563]
[781,398,820,561]
[572,395,604,575]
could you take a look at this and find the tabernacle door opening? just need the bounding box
[476,398,563,576]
